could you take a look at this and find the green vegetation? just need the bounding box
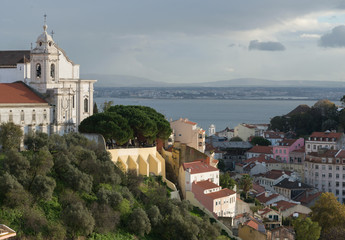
[79,105,172,146]
[239,174,252,199]
[219,172,236,190]
[250,136,271,146]
[293,216,321,240]
[0,131,228,239]
[269,99,340,136]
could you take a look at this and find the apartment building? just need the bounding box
[305,131,345,154]
[170,118,206,153]
[304,149,345,203]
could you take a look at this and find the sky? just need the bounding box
[2,0,345,83]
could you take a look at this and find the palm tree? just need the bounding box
[239,174,252,199]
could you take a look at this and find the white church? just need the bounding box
[0,21,96,135]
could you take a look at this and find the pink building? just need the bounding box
[273,138,304,163]
[192,180,236,218]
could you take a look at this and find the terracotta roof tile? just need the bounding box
[256,193,279,204]
[0,82,47,104]
[193,180,220,190]
[309,132,343,141]
[183,161,219,174]
[244,154,280,164]
[206,188,236,199]
[247,146,273,154]
[273,200,297,211]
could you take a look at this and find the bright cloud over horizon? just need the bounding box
[2,0,345,83]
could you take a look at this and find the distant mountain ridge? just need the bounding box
[82,74,345,88]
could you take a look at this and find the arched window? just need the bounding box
[36,63,41,78]
[50,64,55,78]
[84,98,88,113]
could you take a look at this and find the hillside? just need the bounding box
[0,130,231,240]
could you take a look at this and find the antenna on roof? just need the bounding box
[44,13,47,24]
[51,30,55,38]
[31,43,33,50]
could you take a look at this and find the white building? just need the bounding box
[178,160,219,198]
[305,131,345,154]
[208,124,216,136]
[170,118,205,153]
[0,20,96,134]
[304,149,345,203]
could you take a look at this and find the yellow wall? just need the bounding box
[238,224,267,240]
[108,147,165,178]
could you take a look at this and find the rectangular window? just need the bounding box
[329,166,332,170]
[337,174,340,179]
[315,165,319,170]
[337,166,340,171]
[322,173,326,178]
[336,189,339,195]
[322,165,326,170]
[336,181,339,187]
[329,173,332,178]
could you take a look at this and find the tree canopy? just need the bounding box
[293,217,321,240]
[250,136,271,146]
[269,99,340,136]
[79,105,172,146]
[0,132,228,240]
[0,122,23,151]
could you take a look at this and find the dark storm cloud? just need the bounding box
[319,25,345,47]
[248,40,286,51]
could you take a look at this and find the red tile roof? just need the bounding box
[258,170,292,180]
[309,132,343,141]
[256,193,279,204]
[258,207,279,216]
[243,220,259,230]
[278,139,298,147]
[244,154,279,164]
[273,200,297,211]
[0,82,47,104]
[251,182,265,195]
[247,146,273,154]
[206,188,236,200]
[294,191,322,205]
[193,180,220,190]
[183,161,219,174]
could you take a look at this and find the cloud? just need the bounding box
[300,33,320,38]
[319,25,345,47]
[248,40,286,51]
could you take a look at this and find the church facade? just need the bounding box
[0,22,96,135]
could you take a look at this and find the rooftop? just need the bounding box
[244,154,280,164]
[206,188,236,199]
[0,224,16,240]
[193,180,220,190]
[183,161,219,174]
[273,200,297,211]
[256,193,279,204]
[264,131,285,139]
[274,178,313,190]
[308,131,343,141]
[247,145,273,154]
[0,82,47,104]
[256,170,292,180]
[0,50,30,67]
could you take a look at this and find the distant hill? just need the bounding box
[82,74,345,88]
[81,74,176,87]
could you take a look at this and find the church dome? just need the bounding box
[36,24,53,44]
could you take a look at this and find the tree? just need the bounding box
[239,174,252,199]
[0,122,23,151]
[93,102,99,114]
[127,208,151,236]
[24,131,49,151]
[293,216,321,240]
[101,100,114,112]
[62,201,95,238]
[311,192,345,233]
[219,172,236,190]
[250,136,271,146]
[229,136,243,142]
